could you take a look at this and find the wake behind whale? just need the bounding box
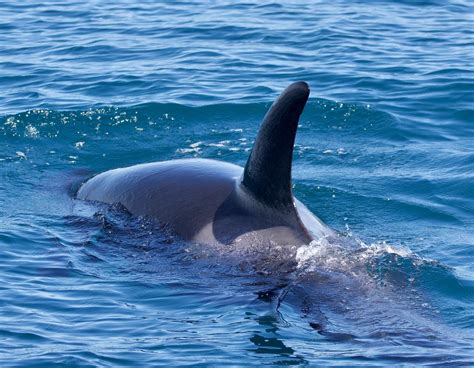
[69,198,451,350]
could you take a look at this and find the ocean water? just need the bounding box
[1,0,473,366]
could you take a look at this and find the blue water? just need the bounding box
[1,0,473,366]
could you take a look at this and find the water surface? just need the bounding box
[1,0,473,366]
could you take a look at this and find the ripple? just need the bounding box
[0,0,473,365]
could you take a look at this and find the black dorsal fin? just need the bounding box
[241,81,310,210]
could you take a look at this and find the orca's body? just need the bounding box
[77,82,333,246]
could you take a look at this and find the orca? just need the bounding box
[77,82,333,246]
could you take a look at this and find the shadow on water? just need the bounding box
[59,189,474,365]
[248,315,305,366]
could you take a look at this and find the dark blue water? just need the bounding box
[1,1,473,366]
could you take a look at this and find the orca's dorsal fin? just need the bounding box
[241,81,310,210]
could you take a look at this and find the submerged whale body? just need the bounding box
[77,82,333,246]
